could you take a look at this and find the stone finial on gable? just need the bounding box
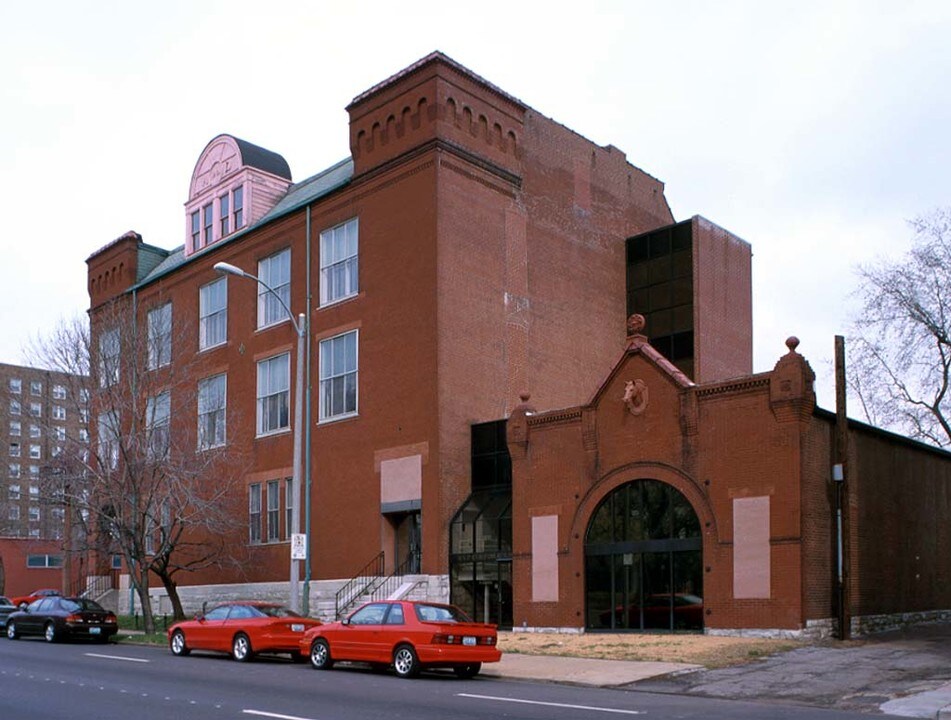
[626,313,647,341]
[769,336,817,422]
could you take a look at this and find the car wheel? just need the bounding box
[393,644,420,679]
[309,638,333,670]
[6,622,18,640]
[44,622,59,643]
[453,662,482,679]
[231,633,253,662]
[169,630,190,656]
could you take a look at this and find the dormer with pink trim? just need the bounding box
[184,134,292,257]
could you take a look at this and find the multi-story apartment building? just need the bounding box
[85,52,752,624]
[0,362,88,596]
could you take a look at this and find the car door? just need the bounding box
[376,602,406,662]
[21,598,53,635]
[189,605,232,650]
[340,603,387,661]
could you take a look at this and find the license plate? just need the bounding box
[90,627,101,635]
[291,623,305,633]
[463,636,476,646]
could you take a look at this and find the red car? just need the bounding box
[9,588,61,610]
[167,601,322,662]
[300,600,501,678]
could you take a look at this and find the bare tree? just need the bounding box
[28,303,249,632]
[848,208,951,447]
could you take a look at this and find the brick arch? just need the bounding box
[567,461,718,558]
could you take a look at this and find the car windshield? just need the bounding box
[414,604,472,624]
[61,599,105,613]
[0,597,10,604]
[250,605,301,618]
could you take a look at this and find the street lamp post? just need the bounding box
[213,261,307,613]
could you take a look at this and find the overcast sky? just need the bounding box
[1,1,949,410]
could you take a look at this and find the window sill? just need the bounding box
[318,291,363,311]
[255,427,292,440]
[318,412,359,426]
[198,340,228,354]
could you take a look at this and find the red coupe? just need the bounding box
[9,588,61,610]
[300,600,501,678]
[167,601,322,662]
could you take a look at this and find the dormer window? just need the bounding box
[184,135,291,257]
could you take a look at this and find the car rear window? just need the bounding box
[255,605,301,618]
[414,604,472,623]
[61,599,105,613]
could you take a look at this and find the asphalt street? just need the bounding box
[0,636,910,720]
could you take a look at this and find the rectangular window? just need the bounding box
[29,506,40,522]
[197,374,227,450]
[146,391,170,460]
[257,248,291,329]
[29,484,39,498]
[54,427,66,441]
[9,484,20,500]
[9,463,19,477]
[99,328,120,387]
[80,408,89,424]
[53,405,66,420]
[319,330,358,421]
[29,445,41,459]
[256,353,290,435]
[53,385,67,400]
[147,303,173,370]
[9,442,20,457]
[10,399,20,415]
[98,411,120,471]
[30,380,42,396]
[267,479,280,542]
[29,465,38,477]
[319,218,359,305]
[199,277,227,349]
[9,378,21,394]
[233,186,244,229]
[191,210,201,248]
[30,403,41,418]
[9,506,19,521]
[26,554,63,568]
[29,425,40,438]
[249,483,262,544]
[79,429,89,443]
[219,194,230,236]
[285,478,293,542]
[9,421,20,436]
[203,203,214,246]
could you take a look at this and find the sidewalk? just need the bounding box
[482,652,701,687]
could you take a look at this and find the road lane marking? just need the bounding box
[457,693,644,715]
[84,653,150,663]
[243,710,320,720]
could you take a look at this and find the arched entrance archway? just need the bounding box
[585,479,703,631]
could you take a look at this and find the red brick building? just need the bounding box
[85,52,767,624]
[507,319,951,636]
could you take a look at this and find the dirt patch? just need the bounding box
[497,631,803,668]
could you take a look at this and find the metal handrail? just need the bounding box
[334,551,384,619]
[368,553,419,604]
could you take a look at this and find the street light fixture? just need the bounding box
[213,261,307,613]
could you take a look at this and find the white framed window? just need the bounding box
[9,442,20,457]
[29,506,40,522]
[99,328,120,387]
[146,391,171,460]
[197,374,227,450]
[257,248,291,329]
[147,303,173,370]
[266,479,280,542]
[29,444,41,460]
[199,277,227,350]
[8,463,20,478]
[9,484,20,500]
[249,483,262,544]
[319,330,358,421]
[79,429,89,443]
[191,210,200,248]
[53,385,67,400]
[98,411,120,471]
[285,478,293,543]
[53,405,66,420]
[54,427,66,441]
[30,403,41,418]
[26,553,63,568]
[30,380,42,396]
[80,407,89,424]
[203,203,213,246]
[29,464,38,477]
[9,399,20,415]
[256,353,290,435]
[80,388,90,403]
[29,424,41,439]
[219,193,230,236]
[29,484,39,498]
[9,421,20,436]
[319,218,358,306]
[8,506,18,521]
[9,378,21,394]
[233,186,244,229]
